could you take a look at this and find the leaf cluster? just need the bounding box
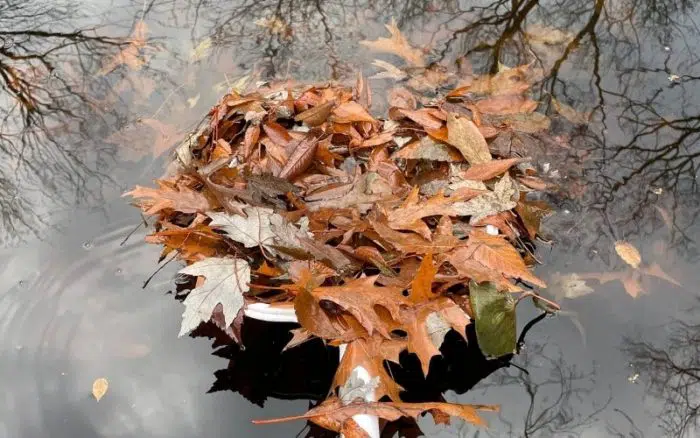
[125,23,561,435]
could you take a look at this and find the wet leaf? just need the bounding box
[370,59,407,80]
[550,273,595,299]
[178,257,250,337]
[474,96,538,115]
[190,37,212,62]
[552,98,591,125]
[614,241,642,269]
[333,335,405,402]
[311,276,409,338]
[641,262,681,286]
[360,18,425,67]
[92,377,109,401]
[254,396,497,432]
[470,281,516,358]
[460,228,546,288]
[339,370,380,404]
[145,224,225,261]
[99,20,149,75]
[446,113,491,164]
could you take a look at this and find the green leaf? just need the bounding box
[470,281,516,358]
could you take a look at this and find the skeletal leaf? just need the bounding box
[339,370,380,404]
[92,377,109,401]
[615,241,642,269]
[208,207,275,249]
[446,113,491,164]
[551,273,595,299]
[470,281,516,358]
[451,174,518,224]
[189,37,212,62]
[370,59,407,80]
[178,257,250,337]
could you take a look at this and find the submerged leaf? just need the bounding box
[360,18,425,67]
[614,241,642,269]
[469,281,516,358]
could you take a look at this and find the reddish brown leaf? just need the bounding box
[459,158,524,181]
[295,100,335,126]
[391,137,463,162]
[124,180,213,215]
[386,187,483,239]
[370,216,460,255]
[312,276,409,338]
[462,229,546,287]
[332,101,376,124]
[410,253,437,302]
[278,133,320,180]
[262,121,293,146]
[393,108,443,131]
[145,224,225,261]
[254,396,497,430]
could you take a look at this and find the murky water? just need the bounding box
[1,0,699,436]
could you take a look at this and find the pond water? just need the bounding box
[1,0,699,436]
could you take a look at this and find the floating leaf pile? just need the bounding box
[125,23,561,436]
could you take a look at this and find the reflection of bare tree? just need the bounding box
[0,1,131,243]
[422,0,700,259]
[472,341,610,437]
[624,299,700,437]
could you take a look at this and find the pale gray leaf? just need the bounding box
[339,369,380,404]
[178,257,250,337]
[451,174,518,223]
[208,207,275,248]
[426,312,451,349]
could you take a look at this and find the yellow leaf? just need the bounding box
[614,241,642,269]
[189,38,212,62]
[92,377,109,401]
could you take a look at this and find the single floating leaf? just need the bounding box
[92,377,109,402]
[469,281,516,358]
[614,241,642,269]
